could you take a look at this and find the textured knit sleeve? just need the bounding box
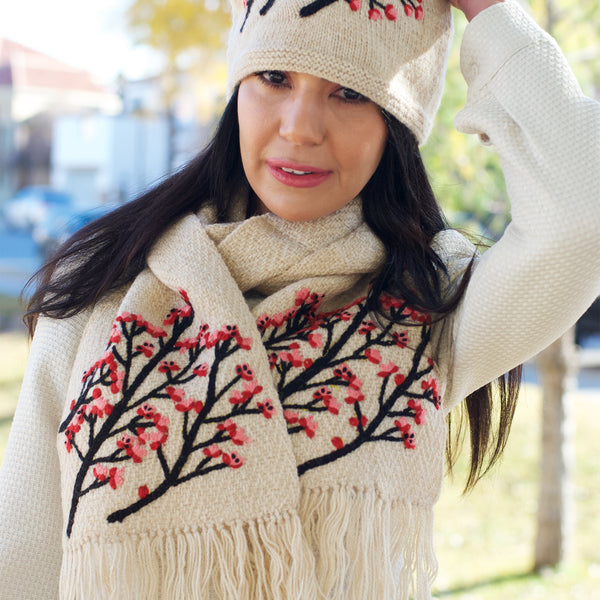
[0,312,88,600]
[439,0,600,409]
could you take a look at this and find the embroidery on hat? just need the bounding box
[260,288,439,476]
[241,0,423,32]
[59,289,271,537]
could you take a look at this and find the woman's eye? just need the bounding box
[336,87,367,103]
[257,71,288,87]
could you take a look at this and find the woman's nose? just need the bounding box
[279,92,326,146]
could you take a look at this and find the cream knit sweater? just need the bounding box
[1,2,599,599]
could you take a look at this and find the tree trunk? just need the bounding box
[533,328,576,570]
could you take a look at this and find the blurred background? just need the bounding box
[0,0,598,598]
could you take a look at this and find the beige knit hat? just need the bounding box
[227,0,453,144]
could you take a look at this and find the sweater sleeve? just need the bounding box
[440,0,600,409]
[0,312,88,600]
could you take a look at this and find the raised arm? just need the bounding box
[439,0,600,408]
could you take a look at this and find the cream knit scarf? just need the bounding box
[58,199,445,600]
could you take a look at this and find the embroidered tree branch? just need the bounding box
[259,289,440,475]
[59,290,271,536]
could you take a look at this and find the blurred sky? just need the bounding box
[0,0,161,84]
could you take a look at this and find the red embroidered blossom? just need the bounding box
[159,360,180,373]
[313,386,333,402]
[257,399,276,419]
[109,326,121,344]
[222,452,245,469]
[304,358,314,369]
[378,361,399,377]
[117,433,147,463]
[138,485,149,499]
[271,312,285,327]
[163,308,179,326]
[380,294,403,310]
[236,363,254,381]
[331,437,344,449]
[87,393,113,419]
[344,386,364,404]
[422,377,441,408]
[284,410,299,424]
[408,398,427,425]
[256,314,271,331]
[203,444,222,458]
[365,348,381,364]
[392,331,409,348]
[268,353,278,369]
[358,321,376,334]
[217,418,237,434]
[153,413,170,433]
[145,322,168,338]
[93,465,107,481]
[299,415,318,438]
[136,341,154,357]
[137,427,168,450]
[349,415,368,428]
[394,373,406,386]
[279,347,303,367]
[368,7,381,19]
[193,363,209,377]
[307,332,323,348]
[237,336,252,350]
[242,380,263,400]
[108,467,124,489]
[394,417,416,449]
[338,310,352,322]
[109,369,125,394]
[384,3,397,19]
[333,364,354,382]
[324,397,341,415]
[295,287,311,306]
[230,425,251,446]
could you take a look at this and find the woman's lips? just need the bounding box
[266,159,332,188]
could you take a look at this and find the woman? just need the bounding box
[0,0,598,598]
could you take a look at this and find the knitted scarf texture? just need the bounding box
[58,200,445,599]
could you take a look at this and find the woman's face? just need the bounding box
[238,71,387,222]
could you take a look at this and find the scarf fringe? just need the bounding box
[299,486,438,600]
[59,509,320,600]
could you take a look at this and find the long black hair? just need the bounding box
[23,88,520,491]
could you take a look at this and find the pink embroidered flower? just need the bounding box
[109,369,125,394]
[268,353,278,369]
[365,348,381,364]
[345,386,364,404]
[222,452,245,469]
[271,312,285,327]
[243,380,263,400]
[299,415,318,439]
[394,417,416,449]
[295,287,311,306]
[408,399,427,425]
[236,363,255,381]
[153,414,170,433]
[230,425,251,446]
[237,336,252,350]
[229,390,245,405]
[378,361,399,377]
[392,331,409,348]
[109,326,121,344]
[333,364,354,382]
[313,386,333,402]
[193,363,209,377]
[217,418,237,434]
[338,310,352,322]
[384,3,397,20]
[108,467,124,489]
[93,465,107,481]
[358,320,376,335]
[117,433,147,463]
[175,337,198,352]
[307,332,323,348]
[87,393,113,419]
[146,322,168,337]
[256,314,271,331]
[137,427,168,450]
[136,341,155,357]
[284,410,299,424]
[324,397,341,415]
[257,399,276,419]
[203,444,222,458]
[159,360,180,373]
[422,377,440,408]
[163,308,179,325]
[279,347,303,367]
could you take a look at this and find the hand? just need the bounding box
[449,0,505,21]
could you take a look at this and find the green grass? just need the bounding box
[0,331,598,598]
